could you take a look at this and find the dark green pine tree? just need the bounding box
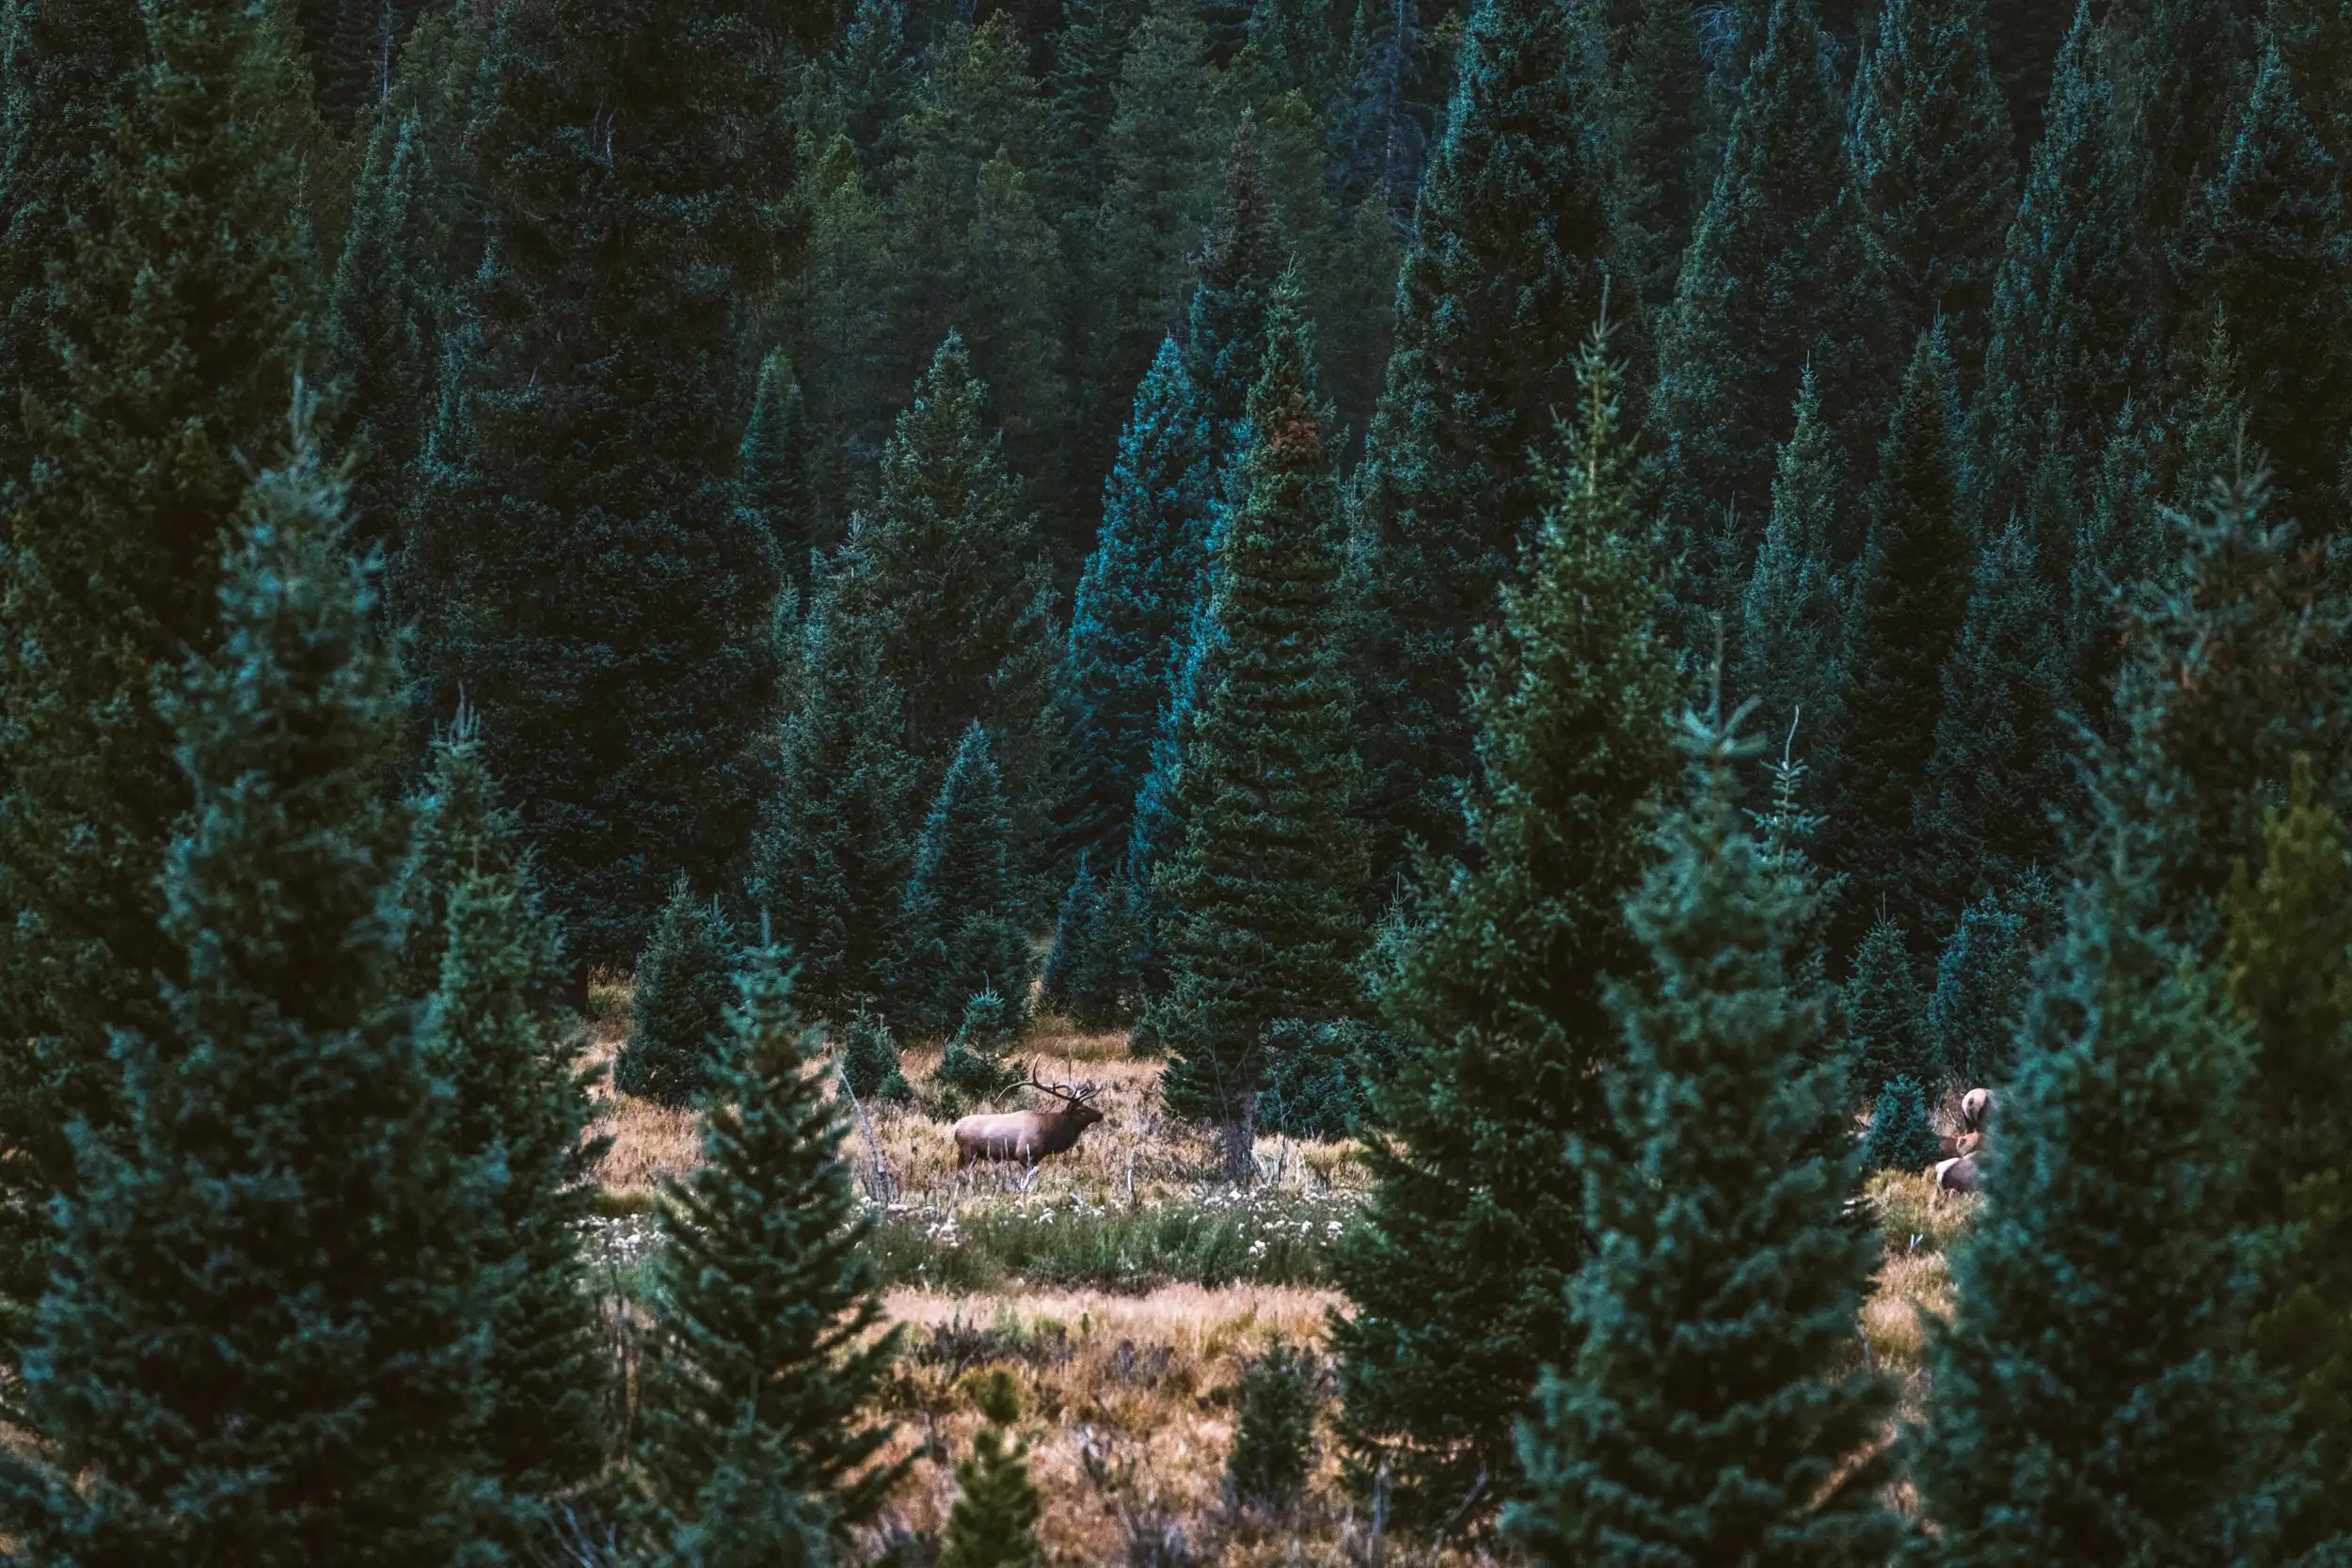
[2177,44,2352,517]
[401,0,787,974]
[1734,369,1851,764]
[1862,1075,1944,1171]
[1152,272,1368,1159]
[898,724,1036,1040]
[1351,0,1609,879]
[1043,0,1146,213]
[401,710,608,1497]
[326,110,438,561]
[1975,3,2144,539]
[2268,0,2351,170]
[829,0,919,171]
[1843,0,2019,379]
[1983,0,2075,154]
[1652,0,1859,605]
[937,1371,1044,1568]
[1332,329,1681,1533]
[0,0,320,1349]
[0,404,501,1562]
[1597,0,1709,344]
[742,351,820,599]
[0,0,144,495]
[1925,872,2061,1088]
[1826,328,1975,939]
[747,574,923,1021]
[631,942,902,1548]
[836,1006,912,1104]
[2120,0,2258,247]
[1186,113,1288,471]
[835,336,1059,834]
[616,879,741,1109]
[1915,518,2073,932]
[1509,706,1899,1568]
[1061,340,1215,868]
[1908,826,2298,1564]
[1846,914,1932,1100]
[1041,860,1103,1016]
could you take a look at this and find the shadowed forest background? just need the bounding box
[0,0,2348,1560]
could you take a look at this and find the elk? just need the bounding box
[1935,1153,1982,1195]
[951,1066,1106,1166]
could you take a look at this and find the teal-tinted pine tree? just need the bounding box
[401,0,787,972]
[0,0,320,1347]
[1352,0,1609,879]
[1926,873,2060,1087]
[1509,707,1898,1568]
[631,943,902,1544]
[326,111,437,559]
[1333,328,1680,1532]
[1186,114,1288,470]
[743,352,820,596]
[1598,0,1709,343]
[1862,1076,1943,1171]
[1151,273,1368,1157]
[616,880,741,1108]
[898,725,1037,1040]
[0,406,501,1562]
[1734,370,1851,761]
[1847,915,1932,1098]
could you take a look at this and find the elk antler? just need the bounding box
[1017,1062,1102,1106]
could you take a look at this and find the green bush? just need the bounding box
[839,1007,912,1103]
[863,1190,1358,1291]
[1226,1338,1324,1513]
[614,878,738,1106]
[1862,1076,1943,1173]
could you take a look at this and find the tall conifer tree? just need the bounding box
[0,407,502,1563]
[898,725,1035,1039]
[1333,328,1680,1531]
[1152,272,1367,1155]
[1352,0,1610,879]
[742,352,819,598]
[1185,114,1288,472]
[1734,370,1850,764]
[326,112,437,560]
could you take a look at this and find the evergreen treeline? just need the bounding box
[0,0,2344,1556]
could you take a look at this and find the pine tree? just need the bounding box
[0,0,144,495]
[1352,0,1609,879]
[400,0,788,973]
[837,1006,913,1105]
[1862,1075,1943,1171]
[1844,0,2019,378]
[0,0,322,1347]
[631,942,902,1544]
[1925,873,2060,1088]
[937,1370,1043,1568]
[1045,0,1145,208]
[1828,328,1975,935]
[0,402,501,1562]
[743,352,820,598]
[836,336,1060,839]
[748,574,923,1021]
[1186,114,1289,470]
[326,111,437,561]
[1509,707,1899,1568]
[1908,835,2297,1565]
[1652,0,1856,594]
[899,725,1036,1040]
[830,0,919,170]
[1152,272,1368,1154]
[1332,329,1681,1532]
[1041,860,1104,1016]
[1062,341,1216,866]
[2177,44,2352,517]
[1915,518,2073,930]
[1598,0,1710,340]
[617,880,741,1109]
[402,711,608,1497]
[1331,0,1432,222]
[1227,1338,1323,1513]
[2268,0,2351,169]
[1847,915,1932,1099]
[1734,370,1851,762]
[2224,760,2352,1545]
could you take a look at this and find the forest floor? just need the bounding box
[580,984,1970,1565]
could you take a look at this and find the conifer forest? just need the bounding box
[2,0,2351,1560]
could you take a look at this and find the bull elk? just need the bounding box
[951,1066,1106,1166]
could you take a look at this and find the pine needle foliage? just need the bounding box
[0,402,502,1563]
[938,1370,1044,1568]
[1227,1338,1324,1514]
[1862,1076,1942,1172]
[837,1008,912,1105]
[1925,873,2060,1088]
[1847,915,1932,1099]
[1332,325,1680,1533]
[616,880,741,1109]
[898,725,1036,1041]
[632,943,902,1541]
[1509,705,1899,1568]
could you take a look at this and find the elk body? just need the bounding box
[952,1068,1105,1166]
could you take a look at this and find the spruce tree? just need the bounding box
[326,111,437,560]
[0,0,321,1346]
[1652,0,1855,594]
[1925,874,2060,1088]
[1509,707,1899,1568]
[1862,1075,1943,1171]
[401,713,608,1498]
[742,352,820,597]
[1332,329,1681,1532]
[1847,915,1932,1099]
[1915,518,2073,929]
[1041,860,1103,1017]
[1351,0,1610,879]
[631,942,901,1544]
[1062,340,1216,867]
[0,405,501,1562]
[937,1371,1043,1568]
[838,1007,913,1105]
[401,0,787,973]
[1227,1339,1323,1513]
[1044,0,1145,207]
[1598,0,1709,340]
[898,725,1036,1040]
[616,880,741,1109]
[1843,0,2019,378]
[1151,272,1368,1154]
[747,576,923,1021]
[1828,328,1975,936]
[830,0,919,171]
[1186,114,1288,470]
[1734,370,1851,763]
[2177,44,2352,516]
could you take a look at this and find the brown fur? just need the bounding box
[951,1066,1107,1165]
[1935,1153,1981,1195]
[1959,1086,1993,1133]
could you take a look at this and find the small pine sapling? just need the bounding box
[1847,915,1931,1101]
[937,992,1019,1101]
[839,1007,912,1104]
[1225,1338,1325,1514]
[1862,1077,1943,1172]
[939,1370,1043,1568]
[1041,861,1102,1015]
[615,877,739,1107]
